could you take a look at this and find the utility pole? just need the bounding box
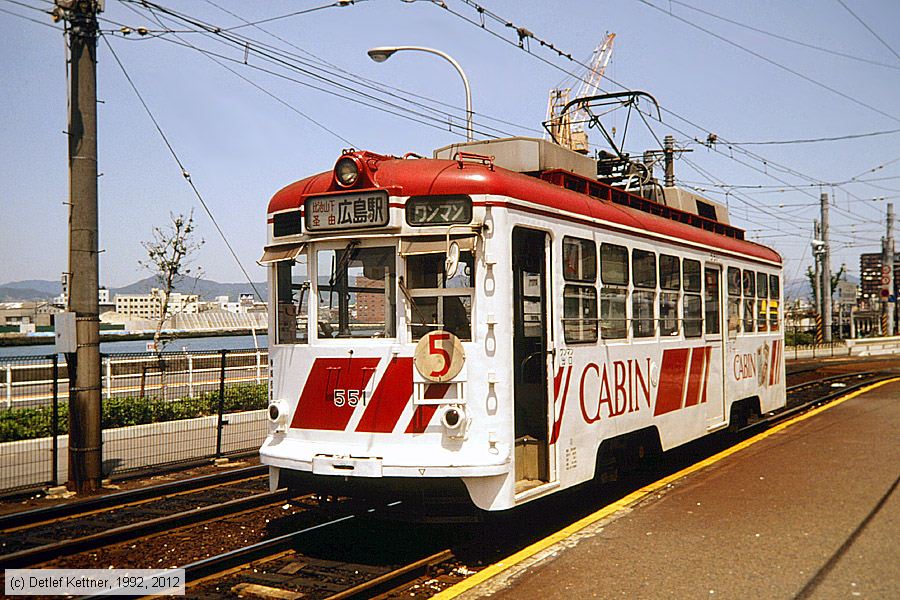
[663,134,675,187]
[821,193,833,343]
[59,0,103,493]
[884,203,895,336]
[812,220,823,342]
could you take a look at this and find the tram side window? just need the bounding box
[742,270,756,333]
[600,243,628,339]
[563,237,598,343]
[704,267,721,335]
[317,245,396,339]
[275,256,310,344]
[406,251,474,341]
[727,266,741,336]
[756,272,769,332]
[659,254,680,336]
[769,274,780,331]
[683,259,702,338]
[632,249,656,338]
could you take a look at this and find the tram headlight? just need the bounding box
[268,400,289,432]
[441,405,468,439]
[334,156,360,188]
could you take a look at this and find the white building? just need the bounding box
[115,288,200,319]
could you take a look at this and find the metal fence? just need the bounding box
[0,348,269,496]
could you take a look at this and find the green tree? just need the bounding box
[806,264,845,301]
[139,211,204,352]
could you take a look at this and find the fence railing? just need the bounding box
[0,348,269,496]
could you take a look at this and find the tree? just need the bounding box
[139,211,204,353]
[806,264,846,302]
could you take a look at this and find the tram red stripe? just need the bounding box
[684,347,706,407]
[550,366,573,445]
[404,383,450,434]
[700,345,711,405]
[290,358,380,430]
[356,357,414,433]
[654,348,690,416]
[769,340,780,386]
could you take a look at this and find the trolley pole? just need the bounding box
[61,0,103,493]
[821,193,833,343]
[884,203,895,336]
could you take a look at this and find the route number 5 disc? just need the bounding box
[414,330,465,382]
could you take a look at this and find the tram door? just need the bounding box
[704,264,727,427]
[512,228,551,491]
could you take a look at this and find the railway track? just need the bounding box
[0,465,290,568]
[1,370,890,599]
[181,506,456,600]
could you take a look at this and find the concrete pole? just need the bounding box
[821,193,833,342]
[813,220,822,320]
[885,203,895,336]
[66,1,102,493]
[664,135,675,187]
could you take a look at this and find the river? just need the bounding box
[0,333,269,358]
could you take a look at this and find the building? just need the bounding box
[858,252,900,308]
[114,289,200,320]
[53,285,113,309]
[355,276,387,324]
[0,302,61,329]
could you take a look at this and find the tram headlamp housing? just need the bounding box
[334,156,361,188]
[268,400,289,432]
[441,405,469,439]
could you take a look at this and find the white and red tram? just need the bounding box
[260,138,785,511]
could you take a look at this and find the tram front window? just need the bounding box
[317,245,396,338]
[406,251,474,341]
[275,255,310,344]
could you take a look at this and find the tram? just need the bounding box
[259,136,785,511]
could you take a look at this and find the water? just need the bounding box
[0,333,269,358]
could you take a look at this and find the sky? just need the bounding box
[1,0,899,300]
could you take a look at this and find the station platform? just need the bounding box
[437,378,900,599]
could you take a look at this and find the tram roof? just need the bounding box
[268,154,782,266]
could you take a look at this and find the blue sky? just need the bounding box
[2,0,899,299]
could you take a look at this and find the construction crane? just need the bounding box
[546,32,616,153]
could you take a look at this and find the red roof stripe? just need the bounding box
[268,156,781,265]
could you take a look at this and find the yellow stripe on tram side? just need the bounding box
[433,377,900,600]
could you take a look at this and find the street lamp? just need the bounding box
[367,46,473,142]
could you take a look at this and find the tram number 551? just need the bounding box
[333,389,366,407]
[414,330,466,383]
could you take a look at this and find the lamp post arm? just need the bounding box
[381,46,473,142]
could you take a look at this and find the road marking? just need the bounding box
[432,377,900,600]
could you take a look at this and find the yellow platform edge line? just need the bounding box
[432,377,900,600]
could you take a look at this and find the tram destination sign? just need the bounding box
[305,190,389,231]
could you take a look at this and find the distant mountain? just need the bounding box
[0,280,63,301]
[0,277,267,303]
[113,276,268,302]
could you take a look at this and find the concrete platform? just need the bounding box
[437,379,900,600]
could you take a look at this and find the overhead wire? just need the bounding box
[199,0,543,136]
[634,0,900,124]
[836,0,900,63]
[120,0,532,140]
[100,33,264,300]
[133,2,357,146]
[659,0,900,71]
[726,128,900,146]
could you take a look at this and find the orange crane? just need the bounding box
[546,32,616,153]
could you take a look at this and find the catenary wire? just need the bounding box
[101,33,264,300]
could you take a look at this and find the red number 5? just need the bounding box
[429,332,451,377]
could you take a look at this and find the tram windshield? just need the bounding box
[317,244,396,338]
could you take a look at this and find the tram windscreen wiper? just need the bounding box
[328,240,359,309]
